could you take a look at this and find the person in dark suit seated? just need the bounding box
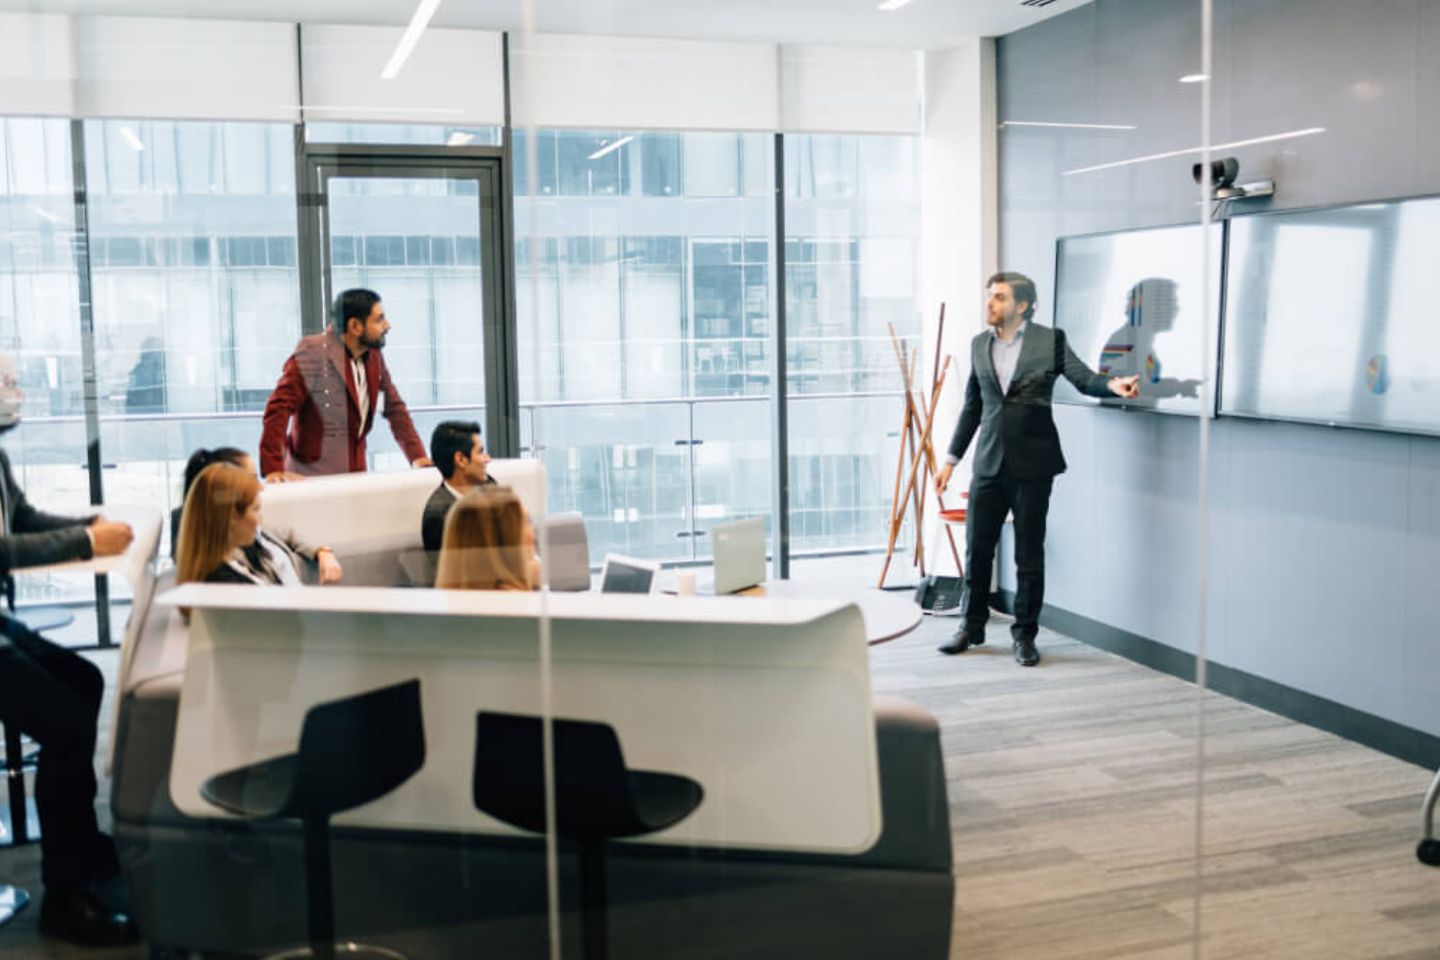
[0,350,140,946]
[934,271,1139,667]
[169,448,342,584]
[421,420,495,553]
[435,487,540,592]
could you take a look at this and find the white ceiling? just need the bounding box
[0,0,1092,48]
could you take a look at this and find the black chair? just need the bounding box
[0,719,35,928]
[472,712,703,960]
[1419,767,1440,866]
[201,679,426,960]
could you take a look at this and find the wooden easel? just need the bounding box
[878,305,964,589]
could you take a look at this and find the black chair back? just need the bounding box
[474,712,637,839]
[289,678,426,819]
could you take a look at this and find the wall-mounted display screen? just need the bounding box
[1053,222,1222,417]
[1221,197,1440,436]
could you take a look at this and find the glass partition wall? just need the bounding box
[11,3,1436,960]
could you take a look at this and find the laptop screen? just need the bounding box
[600,557,656,594]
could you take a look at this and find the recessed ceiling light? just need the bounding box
[587,136,635,161]
[1179,74,1209,84]
[447,132,475,147]
[877,0,913,10]
[381,0,444,81]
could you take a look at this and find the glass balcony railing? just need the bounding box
[13,391,915,610]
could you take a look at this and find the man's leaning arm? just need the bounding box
[259,354,305,477]
[378,364,428,465]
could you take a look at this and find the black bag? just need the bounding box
[913,575,963,613]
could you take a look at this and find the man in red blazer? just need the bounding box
[260,289,432,481]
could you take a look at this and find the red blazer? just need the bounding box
[260,331,426,477]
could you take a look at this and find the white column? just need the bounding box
[919,40,997,576]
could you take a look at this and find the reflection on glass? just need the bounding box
[1224,198,1440,435]
[1053,222,1220,416]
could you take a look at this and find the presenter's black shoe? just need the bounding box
[938,626,984,655]
[39,886,139,947]
[1012,638,1040,667]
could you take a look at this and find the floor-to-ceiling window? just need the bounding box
[0,117,91,610]
[514,128,922,562]
[85,119,302,561]
[785,133,921,552]
[513,128,775,562]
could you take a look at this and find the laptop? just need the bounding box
[599,553,660,594]
[707,516,767,594]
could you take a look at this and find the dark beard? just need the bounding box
[360,332,387,350]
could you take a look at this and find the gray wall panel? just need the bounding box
[1418,0,1440,196]
[996,0,1440,739]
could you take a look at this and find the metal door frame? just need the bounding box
[295,144,520,457]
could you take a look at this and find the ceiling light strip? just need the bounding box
[1001,120,1137,131]
[381,0,444,81]
[1061,126,1326,176]
[297,105,465,115]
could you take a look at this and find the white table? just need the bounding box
[746,581,922,645]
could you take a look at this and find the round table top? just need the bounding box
[15,605,76,634]
[754,580,922,645]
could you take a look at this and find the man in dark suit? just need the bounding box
[0,351,139,945]
[935,272,1139,666]
[421,420,495,553]
[260,289,432,481]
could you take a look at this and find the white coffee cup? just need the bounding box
[675,570,697,596]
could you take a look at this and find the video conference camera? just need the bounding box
[1191,156,1274,201]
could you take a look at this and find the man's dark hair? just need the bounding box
[987,271,1037,321]
[332,288,382,334]
[431,420,482,480]
[182,447,249,499]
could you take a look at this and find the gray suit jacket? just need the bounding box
[946,323,1112,480]
[0,448,94,572]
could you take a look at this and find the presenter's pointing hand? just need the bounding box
[265,471,305,484]
[1108,375,1141,399]
[934,462,954,494]
[412,457,434,469]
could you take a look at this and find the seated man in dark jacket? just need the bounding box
[421,420,495,553]
[0,351,139,946]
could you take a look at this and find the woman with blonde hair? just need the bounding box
[435,486,540,591]
[175,462,323,586]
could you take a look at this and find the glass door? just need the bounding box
[298,148,516,459]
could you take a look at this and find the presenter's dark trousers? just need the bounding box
[960,471,1054,642]
[0,617,106,887]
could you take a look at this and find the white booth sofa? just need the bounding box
[257,460,547,586]
[109,464,954,960]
